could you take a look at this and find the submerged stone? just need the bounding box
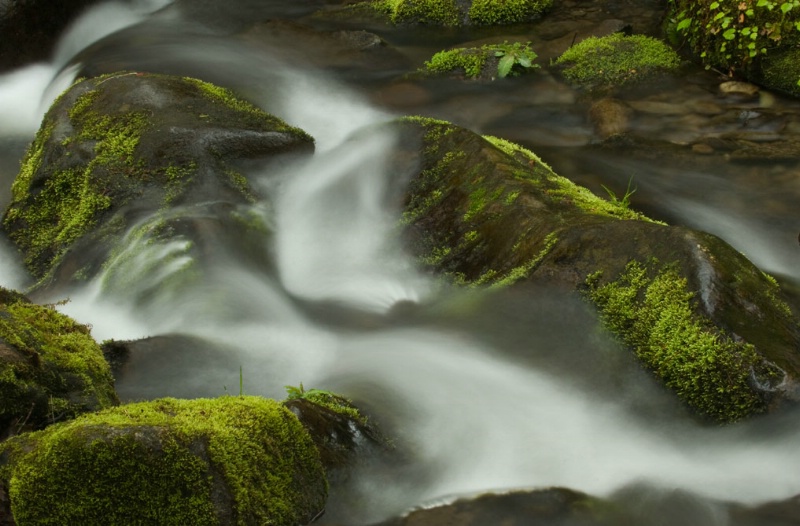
[390,116,800,423]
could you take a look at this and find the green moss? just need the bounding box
[422,42,538,79]
[554,34,681,89]
[424,47,490,79]
[584,259,764,423]
[284,384,367,426]
[468,0,551,25]
[2,396,325,525]
[485,232,558,288]
[483,135,662,223]
[372,0,460,25]
[0,290,118,435]
[761,48,800,96]
[183,77,313,142]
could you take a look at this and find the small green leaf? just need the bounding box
[677,18,693,30]
[495,51,505,57]
[517,56,532,68]
[497,55,515,77]
[723,27,737,39]
[710,1,720,8]
[781,2,793,12]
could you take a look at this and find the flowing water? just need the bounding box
[1,1,800,524]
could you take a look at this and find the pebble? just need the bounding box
[719,81,760,97]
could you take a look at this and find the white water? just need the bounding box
[2,3,800,524]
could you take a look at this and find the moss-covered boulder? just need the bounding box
[1,71,314,291]
[0,286,118,440]
[669,0,800,96]
[554,34,681,90]
[390,117,800,423]
[0,396,327,525]
[421,41,539,80]
[337,0,552,27]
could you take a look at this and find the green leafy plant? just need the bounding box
[601,176,637,209]
[494,41,539,77]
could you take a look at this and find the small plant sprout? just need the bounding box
[495,41,539,77]
[601,176,637,209]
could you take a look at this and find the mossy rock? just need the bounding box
[1,71,314,291]
[390,116,800,423]
[759,48,800,97]
[339,0,552,27]
[421,41,539,80]
[668,0,800,93]
[0,286,118,440]
[554,33,681,90]
[0,396,327,525]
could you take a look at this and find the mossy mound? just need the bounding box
[2,72,314,291]
[669,0,800,93]
[760,48,800,97]
[352,0,551,26]
[0,286,118,440]
[0,396,327,525]
[554,34,681,90]
[390,116,800,423]
[421,41,539,80]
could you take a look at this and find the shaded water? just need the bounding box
[1,1,800,523]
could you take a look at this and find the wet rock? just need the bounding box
[0,286,118,440]
[371,488,615,526]
[588,98,633,140]
[0,0,104,72]
[1,72,314,293]
[390,117,800,423]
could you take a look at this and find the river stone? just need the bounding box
[389,116,800,423]
[0,286,118,441]
[1,71,314,292]
[588,98,632,140]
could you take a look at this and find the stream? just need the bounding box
[1,1,800,524]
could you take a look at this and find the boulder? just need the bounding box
[1,71,314,292]
[390,116,800,423]
[0,396,327,525]
[0,286,118,440]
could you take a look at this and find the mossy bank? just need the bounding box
[341,0,552,26]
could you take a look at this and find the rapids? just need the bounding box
[1,1,800,523]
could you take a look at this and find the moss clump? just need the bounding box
[555,34,681,89]
[1,396,326,525]
[422,41,539,80]
[584,259,765,423]
[284,384,367,426]
[0,288,118,437]
[468,0,551,25]
[761,48,800,97]
[372,0,460,25]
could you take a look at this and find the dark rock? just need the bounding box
[0,0,104,72]
[1,71,314,292]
